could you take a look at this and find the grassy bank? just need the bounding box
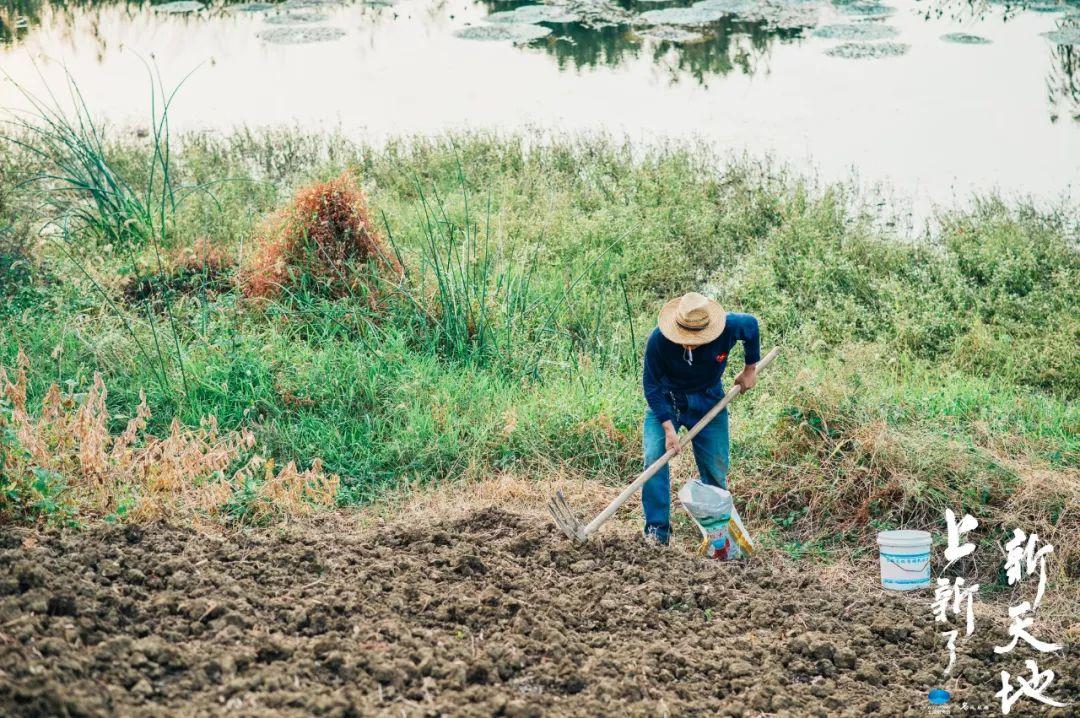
[1,125,1077,587]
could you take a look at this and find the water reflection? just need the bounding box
[915,0,1080,122]
[4,0,813,84]
[474,0,811,83]
[0,1,364,44]
[1,0,57,44]
[545,22,644,71]
[1040,12,1080,122]
[647,16,806,84]
[917,0,1078,21]
[3,0,1080,125]
[1048,31,1080,121]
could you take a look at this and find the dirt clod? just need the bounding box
[45,593,77,616]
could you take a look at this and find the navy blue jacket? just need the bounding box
[642,313,761,425]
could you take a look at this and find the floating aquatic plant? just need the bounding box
[768,7,820,28]
[265,11,329,24]
[256,26,347,43]
[692,0,756,13]
[691,0,817,29]
[558,0,636,28]
[835,1,895,18]
[1042,27,1080,45]
[282,0,342,8]
[824,41,908,58]
[941,32,991,44]
[812,23,899,40]
[152,1,205,13]
[487,6,581,24]
[639,7,727,25]
[455,23,553,42]
[637,25,709,42]
[1024,1,1069,12]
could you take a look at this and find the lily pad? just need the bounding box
[557,0,636,27]
[824,41,908,58]
[232,3,276,12]
[487,6,581,24]
[153,1,205,13]
[455,23,553,42]
[256,26,347,43]
[812,23,899,40]
[941,32,991,44]
[265,11,329,24]
[693,0,817,28]
[836,2,896,18]
[1042,27,1080,45]
[282,0,341,8]
[692,0,756,12]
[638,25,709,42]
[639,7,727,24]
[1025,1,1068,12]
[764,6,820,28]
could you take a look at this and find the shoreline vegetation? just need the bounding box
[1,113,1077,597]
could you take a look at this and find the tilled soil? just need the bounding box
[0,508,1075,717]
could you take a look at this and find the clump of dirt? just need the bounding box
[241,172,401,302]
[1,508,1075,716]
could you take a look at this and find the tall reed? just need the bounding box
[2,64,210,401]
[383,166,624,379]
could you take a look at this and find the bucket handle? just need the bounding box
[885,557,930,574]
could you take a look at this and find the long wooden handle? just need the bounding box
[580,346,780,538]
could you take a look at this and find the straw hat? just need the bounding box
[658,292,726,345]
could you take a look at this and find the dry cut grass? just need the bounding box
[742,351,1080,585]
[0,350,339,526]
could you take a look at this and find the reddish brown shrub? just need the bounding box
[242,172,401,300]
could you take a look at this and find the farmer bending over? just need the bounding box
[642,292,760,545]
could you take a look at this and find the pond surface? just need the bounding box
[1,0,1079,215]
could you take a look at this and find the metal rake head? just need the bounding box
[547,490,587,544]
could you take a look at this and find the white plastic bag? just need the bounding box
[678,480,755,560]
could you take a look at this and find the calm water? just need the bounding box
[1,0,1079,214]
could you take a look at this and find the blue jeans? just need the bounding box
[642,386,730,542]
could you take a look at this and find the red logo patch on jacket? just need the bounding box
[715,352,728,363]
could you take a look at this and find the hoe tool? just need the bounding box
[548,346,780,543]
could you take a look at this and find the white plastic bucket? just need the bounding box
[877,530,932,591]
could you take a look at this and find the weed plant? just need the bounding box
[0,351,339,525]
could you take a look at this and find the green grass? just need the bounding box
[1,65,210,400]
[1,127,1077,583]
